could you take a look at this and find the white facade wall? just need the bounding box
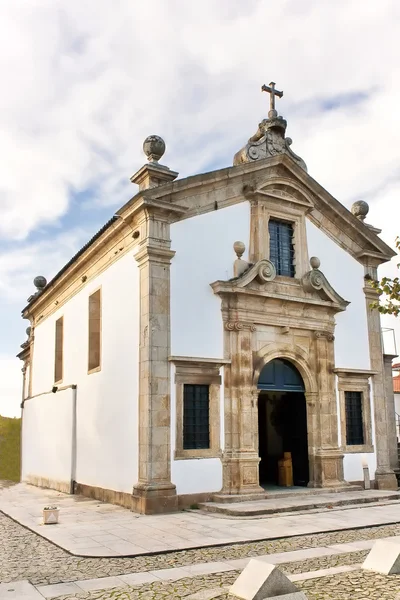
[394,392,400,417]
[306,220,370,370]
[25,251,140,494]
[22,388,74,489]
[169,204,250,495]
[170,365,224,495]
[170,202,251,358]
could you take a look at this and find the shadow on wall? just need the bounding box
[0,415,21,482]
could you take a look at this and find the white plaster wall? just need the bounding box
[22,388,74,488]
[170,364,223,495]
[341,379,377,482]
[170,202,250,358]
[394,392,400,417]
[27,251,140,494]
[306,220,370,370]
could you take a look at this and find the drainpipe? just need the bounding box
[70,385,77,494]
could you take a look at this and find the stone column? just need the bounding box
[132,210,177,514]
[248,199,269,263]
[383,354,399,472]
[313,331,346,487]
[363,266,398,489]
[222,322,263,495]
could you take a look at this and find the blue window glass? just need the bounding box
[345,391,364,445]
[268,219,295,277]
[183,384,210,450]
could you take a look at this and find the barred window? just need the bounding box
[345,391,364,445]
[269,219,295,277]
[183,385,210,450]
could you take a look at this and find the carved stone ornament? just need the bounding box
[314,330,335,342]
[302,258,349,309]
[256,260,276,283]
[233,115,307,171]
[225,321,256,332]
[231,259,276,287]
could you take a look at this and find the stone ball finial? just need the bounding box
[351,200,369,221]
[33,275,47,291]
[143,135,166,163]
[26,326,31,338]
[233,241,245,259]
[310,256,320,270]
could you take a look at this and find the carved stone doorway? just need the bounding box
[257,359,309,487]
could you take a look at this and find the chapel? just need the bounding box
[18,83,399,514]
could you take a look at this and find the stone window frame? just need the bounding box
[88,286,102,374]
[54,315,64,385]
[334,368,376,454]
[265,207,308,279]
[170,357,228,460]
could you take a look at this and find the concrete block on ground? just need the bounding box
[230,558,306,599]
[362,538,400,574]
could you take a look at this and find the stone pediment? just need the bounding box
[233,113,307,172]
[211,257,349,313]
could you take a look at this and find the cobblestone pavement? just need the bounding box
[3,511,400,598]
[54,563,400,600]
[2,510,400,586]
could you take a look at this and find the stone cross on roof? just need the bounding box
[261,81,283,118]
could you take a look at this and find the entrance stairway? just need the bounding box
[198,487,400,517]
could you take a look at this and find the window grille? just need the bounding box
[345,391,364,445]
[268,219,295,277]
[183,384,210,450]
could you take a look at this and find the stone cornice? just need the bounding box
[333,368,378,377]
[211,259,348,314]
[168,356,231,367]
[127,153,395,263]
[134,245,175,266]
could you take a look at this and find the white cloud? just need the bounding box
[1,0,400,414]
[0,0,399,238]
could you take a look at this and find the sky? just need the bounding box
[0,0,399,417]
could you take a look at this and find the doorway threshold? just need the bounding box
[199,488,400,518]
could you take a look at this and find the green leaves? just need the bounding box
[369,245,400,317]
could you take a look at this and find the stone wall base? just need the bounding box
[27,479,219,514]
[73,482,134,509]
[375,470,398,490]
[222,453,264,496]
[24,474,72,494]
[131,482,178,515]
[312,450,346,488]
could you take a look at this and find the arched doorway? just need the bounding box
[258,358,309,487]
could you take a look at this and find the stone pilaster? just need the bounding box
[222,323,263,495]
[132,210,177,514]
[363,265,398,489]
[312,331,346,487]
[383,353,399,472]
[249,199,269,263]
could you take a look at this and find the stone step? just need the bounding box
[199,490,400,517]
[211,485,363,504]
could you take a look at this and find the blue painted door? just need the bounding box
[257,359,304,392]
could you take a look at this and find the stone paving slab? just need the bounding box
[0,580,44,599]
[3,484,400,557]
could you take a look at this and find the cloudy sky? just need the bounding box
[1,0,399,417]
